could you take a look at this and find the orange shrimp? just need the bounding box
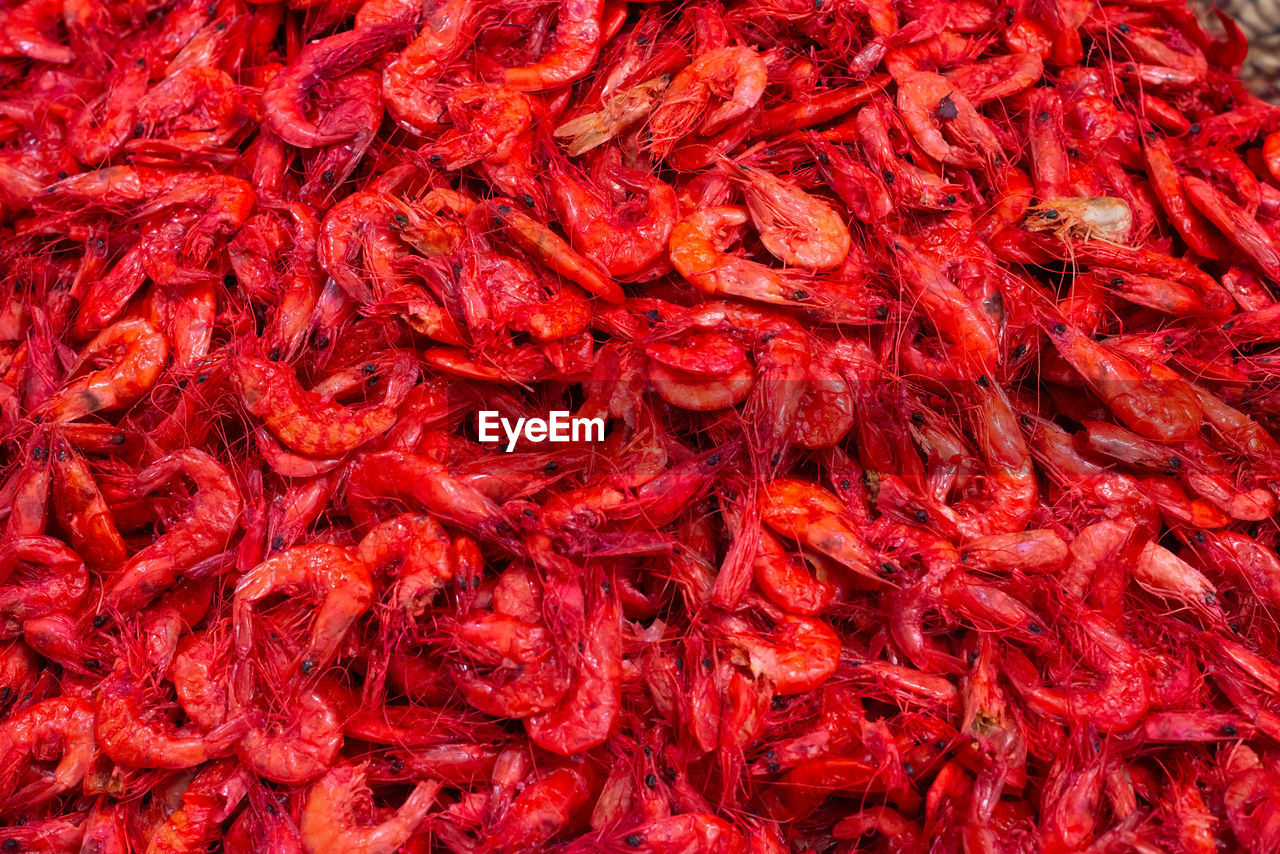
[233,543,374,676]
[554,75,669,156]
[482,199,623,303]
[759,478,885,584]
[300,764,438,854]
[39,317,168,423]
[145,759,252,854]
[237,687,344,785]
[232,349,416,457]
[346,450,519,549]
[49,434,127,573]
[105,449,240,612]
[668,206,815,306]
[895,70,1001,169]
[717,157,851,270]
[718,613,841,695]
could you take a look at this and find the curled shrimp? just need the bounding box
[238,687,344,785]
[895,70,1001,169]
[717,157,851,270]
[381,0,474,135]
[554,75,669,156]
[95,663,243,769]
[0,696,94,809]
[649,46,768,156]
[1005,612,1150,733]
[548,146,678,278]
[497,0,604,91]
[0,537,89,635]
[39,317,168,423]
[234,543,374,676]
[357,514,459,616]
[718,613,841,695]
[669,206,815,306]
[262,22,409,148]
[146,759,252,854]
[232,349,417,457]
[300,763,439,854]
[106,448,240,612]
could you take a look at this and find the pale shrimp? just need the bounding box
[300,764,438,854]
[895,70,1001,168]
[146,759,253,854]
[1024,197,1134,243]
[0,696,94,808]
[233,543,374,675]
[94,664,244,769]
[717,157,850,270]
[758,479,886,584]
[262,22,410,148]
[237,687,344,785]
[381,0,474,135]
[356,514,457,616]
[554,75,669,156]
[105,449,240,612]
[526,583,621,755]
[39,317,168,423]
[498,0,603,91]
[668,206,815,306]
[232,349,416,457]
[547,146,679,278]
[649,46,768,156]
[346,450,520,550]
[718,613,841,695]
[1004,612,1150,733]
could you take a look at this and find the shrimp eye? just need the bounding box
[1018,415,1032,427]
[1042,209,1059,220]
[178,378,188,389]
[1037,112,1050,123]
[1189,124,1201,134]
[701,657,713,669]
[944,193,957,205]
[874,304,889,319]
[910,412,925,425]
[1012,343,1028,358]
[544,460,559,472]
[903,763,915,776]
[1111,276,1123,286]
[394,214,409,227]
[767,761,781,773]
[1027,623,1043,634]
[300,660,315,674]
[792,290,807,300]
[771,452,781,466]
[362,363,376,375]
[1118,22,1129,33]
[646,309,660,323]
[3,838,16,850]
[936,94,959,120]
[497,205,511,214]
[817,153,830,164]
[1166,457,1181,469]
[880,563,895,575]
[882,170,895,184]
[913,509,929,523]
[976,375,990,388]
[523,194,535,207]
[1051,323,1067,336]
[625,834,644,847]
[1222,724,1238,736]
[133,122,145,136]
[429,154,442,164]
[707,452,721,466]
[635,35,647,44]
[840,479,851,489]
[321,170,335,184]
[1195,532,1207,543]
[57,170,67,179]
[268,348,281,361]
[31,447,47,460]
[112,433,126,445]
[271,535,285,551]
[92,614,109,628]
[314,334,330,348]
[644,773,657,788]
